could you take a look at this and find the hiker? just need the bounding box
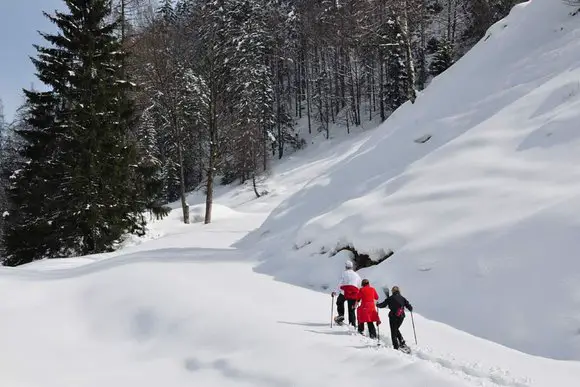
[377,285,413,350]
[355,279,380,338]
[331,260,361,326]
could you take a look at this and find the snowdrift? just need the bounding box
[241,0,580,360]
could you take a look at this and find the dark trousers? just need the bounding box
[336,293,356,326]
[358,322,377,338]
[389,315,405,349]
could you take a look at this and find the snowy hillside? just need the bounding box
[238,0,580,361]
[2,1,580,386]
[1,139,579,387]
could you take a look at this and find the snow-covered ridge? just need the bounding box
[242,0,580,361]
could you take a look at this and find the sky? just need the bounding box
[0,0,64,123]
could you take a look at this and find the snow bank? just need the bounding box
[242,0,580,360]
[188,203,242,223]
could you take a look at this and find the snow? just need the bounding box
[188,203,242,223]
[0,255,537,387]
[2,1,580,386]
[236,0,580,362]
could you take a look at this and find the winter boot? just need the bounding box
[399,342,411,354]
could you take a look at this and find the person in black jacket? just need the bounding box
[376,285,413,350]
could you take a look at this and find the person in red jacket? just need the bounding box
[355,279,380,338]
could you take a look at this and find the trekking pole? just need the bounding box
[411,311,417,344]
[330,294,335,328]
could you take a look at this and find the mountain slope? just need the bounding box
[241,0,580,360]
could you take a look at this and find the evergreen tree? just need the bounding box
[158,0,176,23]
[132,107,171,220]
[429,39,454,77]
[384,19,409,113]
[3,0,159,266]
[227,0,276,183]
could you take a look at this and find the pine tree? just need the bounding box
[133,108,170,221]
[430,39,454,77]
[158,0,175,23]
[226,0,276,183]
[3,0,154,266]
[384,18,409,113]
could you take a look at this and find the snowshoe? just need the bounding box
[398,345,412,354]
[334,315,345,326]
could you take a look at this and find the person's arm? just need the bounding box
[376,296,389,309]
[354,289,363,308]
[331,272,345,296]
[405,297,413,312]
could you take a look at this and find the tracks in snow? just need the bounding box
[337,325,532,387]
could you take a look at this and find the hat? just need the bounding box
[345,260,354,269]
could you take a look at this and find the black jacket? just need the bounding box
[377,292,413,318]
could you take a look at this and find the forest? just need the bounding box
[0,0,519,265]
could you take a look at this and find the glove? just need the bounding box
[331,292,336,297]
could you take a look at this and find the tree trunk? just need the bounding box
[379,51,385,122]
[121,0,126,42]
[276,57,284,159]
[401,1,417,104]
[178,139,190,224]
[205,72,218,225]
[306,52,312,134]
[204,138,215,224]
[252,174,261,198]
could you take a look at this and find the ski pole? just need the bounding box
[330,294,335,328]
[411,311,417,345]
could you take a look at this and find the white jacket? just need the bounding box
[335,269,362,294]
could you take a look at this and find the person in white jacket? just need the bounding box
[331,260,361,326]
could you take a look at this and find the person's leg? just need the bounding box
[389,316,400,349]
[368,322,377,339]
[395,317,405,346]
[347,299,357,326]
[358,322,365,334]
[336,294,345,318]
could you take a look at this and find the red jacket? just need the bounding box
[340,284,360,300]
[356,286,380,323]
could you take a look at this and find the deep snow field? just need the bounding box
[2,1,580,386]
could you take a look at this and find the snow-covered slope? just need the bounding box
[239,0,580,361]
[6,248,577,387]
[2,168,579,387]
[2,1,580,386]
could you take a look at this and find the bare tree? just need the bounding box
[131,7,193,223]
